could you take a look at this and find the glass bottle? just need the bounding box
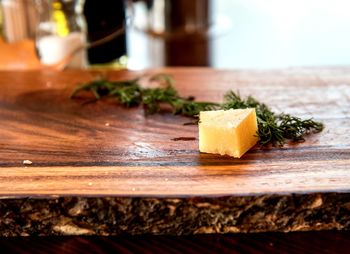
[84,0,127,66]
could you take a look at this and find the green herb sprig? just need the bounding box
[222,91,324,145]
[71,74,324,146]
[71,74,219,116]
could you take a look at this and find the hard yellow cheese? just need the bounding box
[199,108,259,158]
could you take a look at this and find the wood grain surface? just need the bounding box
[0,68,349,197]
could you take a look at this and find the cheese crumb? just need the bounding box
[23,160,32,165]
[199,108,258,158]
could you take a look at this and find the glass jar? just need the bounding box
[35,0,87,68]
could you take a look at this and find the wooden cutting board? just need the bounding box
[0,68,349,197]
[1,68,350,236]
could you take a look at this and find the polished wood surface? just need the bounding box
[0,68,349,197]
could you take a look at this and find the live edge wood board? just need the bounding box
[0,68,349,236]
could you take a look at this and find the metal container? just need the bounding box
[131,0,212,39]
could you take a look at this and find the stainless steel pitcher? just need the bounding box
[131,0,212,39]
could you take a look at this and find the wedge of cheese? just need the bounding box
[199,108,258,158]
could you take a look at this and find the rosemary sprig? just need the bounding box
[71,78,142,106]
[222,91,324,146]
[71,74,324,146]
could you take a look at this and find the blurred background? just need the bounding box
[1,0,350,70]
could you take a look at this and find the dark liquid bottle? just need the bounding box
[83,0,126,64]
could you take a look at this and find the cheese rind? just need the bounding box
[199,108,258,158]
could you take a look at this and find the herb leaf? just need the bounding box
[222,91,324,146]
[71,74,324,146]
